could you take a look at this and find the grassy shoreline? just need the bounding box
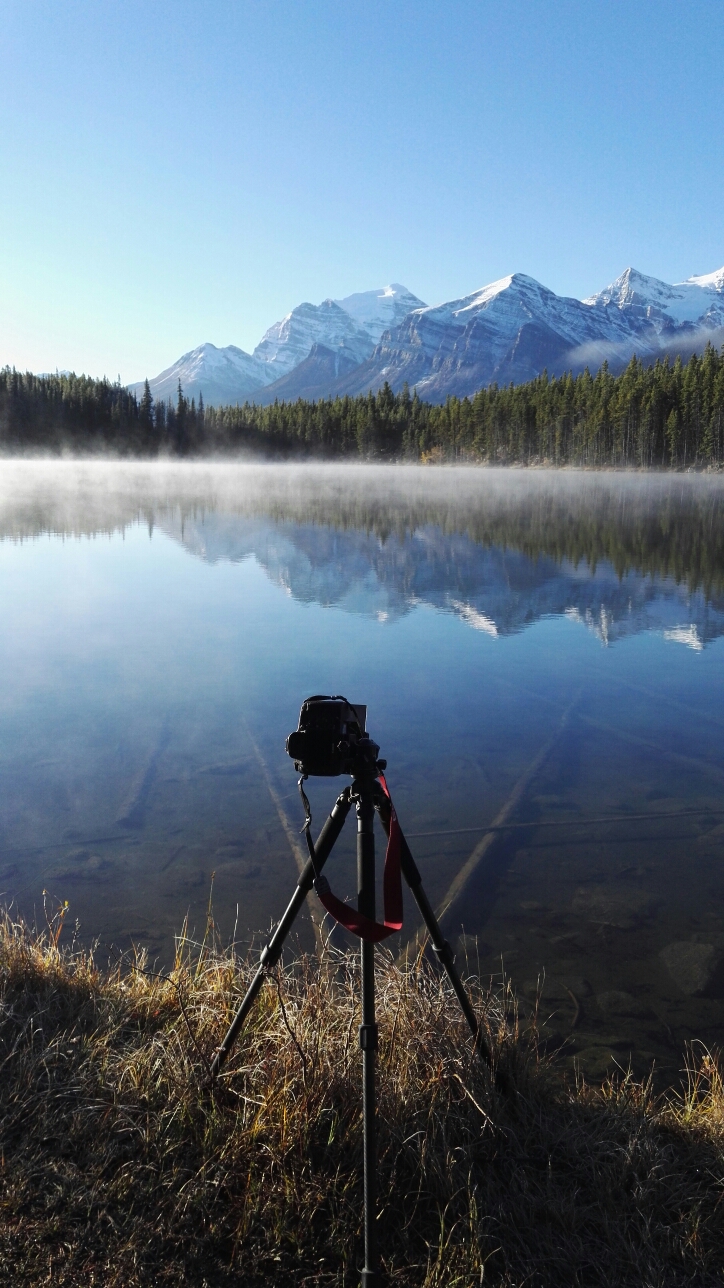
[2,910,724,1286]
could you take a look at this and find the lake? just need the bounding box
[2,459,724,1083]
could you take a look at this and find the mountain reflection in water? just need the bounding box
[1,461,724,1087]
[160,513,724,649]
[3,460,724,645]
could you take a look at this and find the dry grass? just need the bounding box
[2,907,724,1286]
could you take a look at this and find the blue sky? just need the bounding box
[1,0,722,381]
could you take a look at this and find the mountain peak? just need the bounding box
[133,264,724,410]
[333,284,426,341]
[253,297,374,377]
[477,272,551,300]
[585,264,724,327]
[583,266,668,305]
[417,273,557,325]
[683,266,724,290]
[128,340,274,406]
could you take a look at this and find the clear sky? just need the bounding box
[1,0,722,382]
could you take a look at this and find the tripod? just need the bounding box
[210,759,491,1287]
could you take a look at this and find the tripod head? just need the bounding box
[286,694,386,779]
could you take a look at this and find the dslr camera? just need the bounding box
[286,694,379,777]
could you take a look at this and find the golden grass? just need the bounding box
[2,906,724,1286]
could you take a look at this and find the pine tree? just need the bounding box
[139,379,154,438]
[175,380,189,454]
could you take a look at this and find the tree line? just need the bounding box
[2,344,724,466]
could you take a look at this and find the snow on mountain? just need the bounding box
[251,342,362,406]
[251,286,425,382]
[250,285,427,402]
[133,285,427,406]
[333,284,425,343]
[686,267,724,290]
[130,342,275,407]
[252,300,375,379]
[133,267,724,409]
[334,265,724,401]
[334,273,633,400]
[584,266,724,331]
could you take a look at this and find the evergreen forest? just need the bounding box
[2,344,724,467]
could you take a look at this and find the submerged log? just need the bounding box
[399,696,578,961]
[244,723,326,951]
[115,726,171,829]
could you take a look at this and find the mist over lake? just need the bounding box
[2,460,724,1083]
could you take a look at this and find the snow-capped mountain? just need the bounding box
[133,268,724,408]
[252,299,374,379]
[133,284,425,407]
[334,266,724,401]
[249,285,427,404]
[332,284,426,342]
[128,342,275,407]
[251,284,425,379]
[583,267,724,340]
[334,273,632,400]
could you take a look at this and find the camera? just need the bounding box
[286,694,377,777]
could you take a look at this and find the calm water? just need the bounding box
[2,460,724,1082]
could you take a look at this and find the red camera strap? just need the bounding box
[314,773,403,942]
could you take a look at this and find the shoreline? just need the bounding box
[4,349,724,469]
[1,452,723,471]
[2,910,724,1285]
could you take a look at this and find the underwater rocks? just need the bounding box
[659,939,724,996]
[51,849,115,881]
[572,884,658,929]
[596,990,655,1019]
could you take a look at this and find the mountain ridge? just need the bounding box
[130,265,724,407]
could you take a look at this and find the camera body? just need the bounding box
[286,695,375,777]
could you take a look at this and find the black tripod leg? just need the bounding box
[356,776,380,1288]
[400,838,492,1067]
[209,785,352,1079]
[375,796,493,1070]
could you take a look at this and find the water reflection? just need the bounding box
[160,512,724,648]
[1,461,724,1085]
[3,459,724,588]
[4,460,724,647]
